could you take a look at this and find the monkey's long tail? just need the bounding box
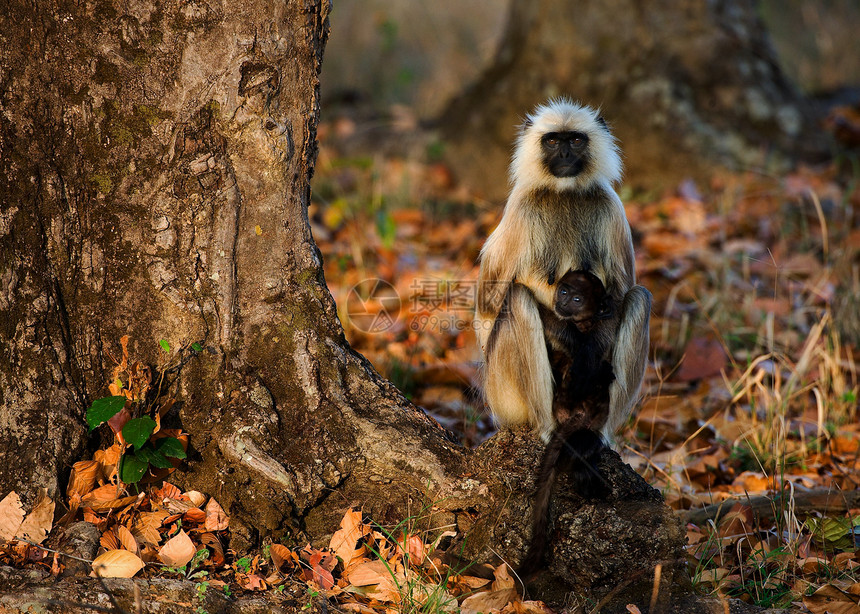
[517,424,607,580]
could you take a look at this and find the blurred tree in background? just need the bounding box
[322,0,860,199]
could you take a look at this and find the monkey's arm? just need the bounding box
[603,285,652,441]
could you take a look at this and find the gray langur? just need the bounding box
[475,99,652,570]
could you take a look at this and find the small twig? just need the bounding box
[16,538,94,564]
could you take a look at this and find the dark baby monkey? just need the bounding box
[519,270,616,578]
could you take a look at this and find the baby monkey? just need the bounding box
[519,270,616,578]
[551,270,615,425]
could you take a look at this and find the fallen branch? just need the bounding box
[681,488,860,526]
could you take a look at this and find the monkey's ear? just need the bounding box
[522,116,534,129]
[596,115,608,129]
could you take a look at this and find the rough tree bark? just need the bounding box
[441,0,829,200]
[1,1,748,611]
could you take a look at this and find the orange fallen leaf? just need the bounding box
[67,461,101,498]
[675,336,727,381]
[199,532,225,566]
[16,489,54,544]
[803,584,860,614]
[158,529,195,567]
[0,491,25,542]
[91,549,145,578]
[183,508,206,524]
[269,543,295,572]
[461,588,518,614]
[116,524,139,555]
[330,508,368,569]
[204,497,229,531]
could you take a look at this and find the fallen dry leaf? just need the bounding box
[67,461,101,498]
[803,584,860,614]
[348,559,391,586]
[330,508,368,569]
[158,529,195,567]
[0,491,25,542]
[184,490,206,507]
[461,588,518,614]
[116,524,139,555]
[183,507,206,524]
[91,549,145,578]
[15,489,54,544]
[269,543,295,572]
[675,336,728,381]
[204,497,229,531]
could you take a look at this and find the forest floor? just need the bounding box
[2,106,860,614]
[308,106,860,612]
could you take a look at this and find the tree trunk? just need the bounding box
[1,1,737,610]
[441,0,828,200]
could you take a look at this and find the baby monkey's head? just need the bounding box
[554,270,613,333]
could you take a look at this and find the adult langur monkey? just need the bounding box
[476,98,652,463]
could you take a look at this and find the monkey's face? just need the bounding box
[541,131,590,178]
[509,99,622,192]
[555,271,612,332]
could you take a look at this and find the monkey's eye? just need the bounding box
[572,296,582,302]
[572,137,583,145]
[559,288,568,296]
[545,138,558,146]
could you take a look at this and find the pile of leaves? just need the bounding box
[1,483,551,614]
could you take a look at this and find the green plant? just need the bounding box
[85,337,198,484]
[302,586,320,611]
[86,397,187,484]
[234,556,251,574]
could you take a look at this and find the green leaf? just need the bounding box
[136,445,173,469]
[156,437,187,459]
[191,342,203,352]
[159,339,170,352]
[122,416,157,451]
[119,453,149,484]
[86,396,127,431]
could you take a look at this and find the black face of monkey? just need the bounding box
[541,131,590,178]
[554,271,612,332]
